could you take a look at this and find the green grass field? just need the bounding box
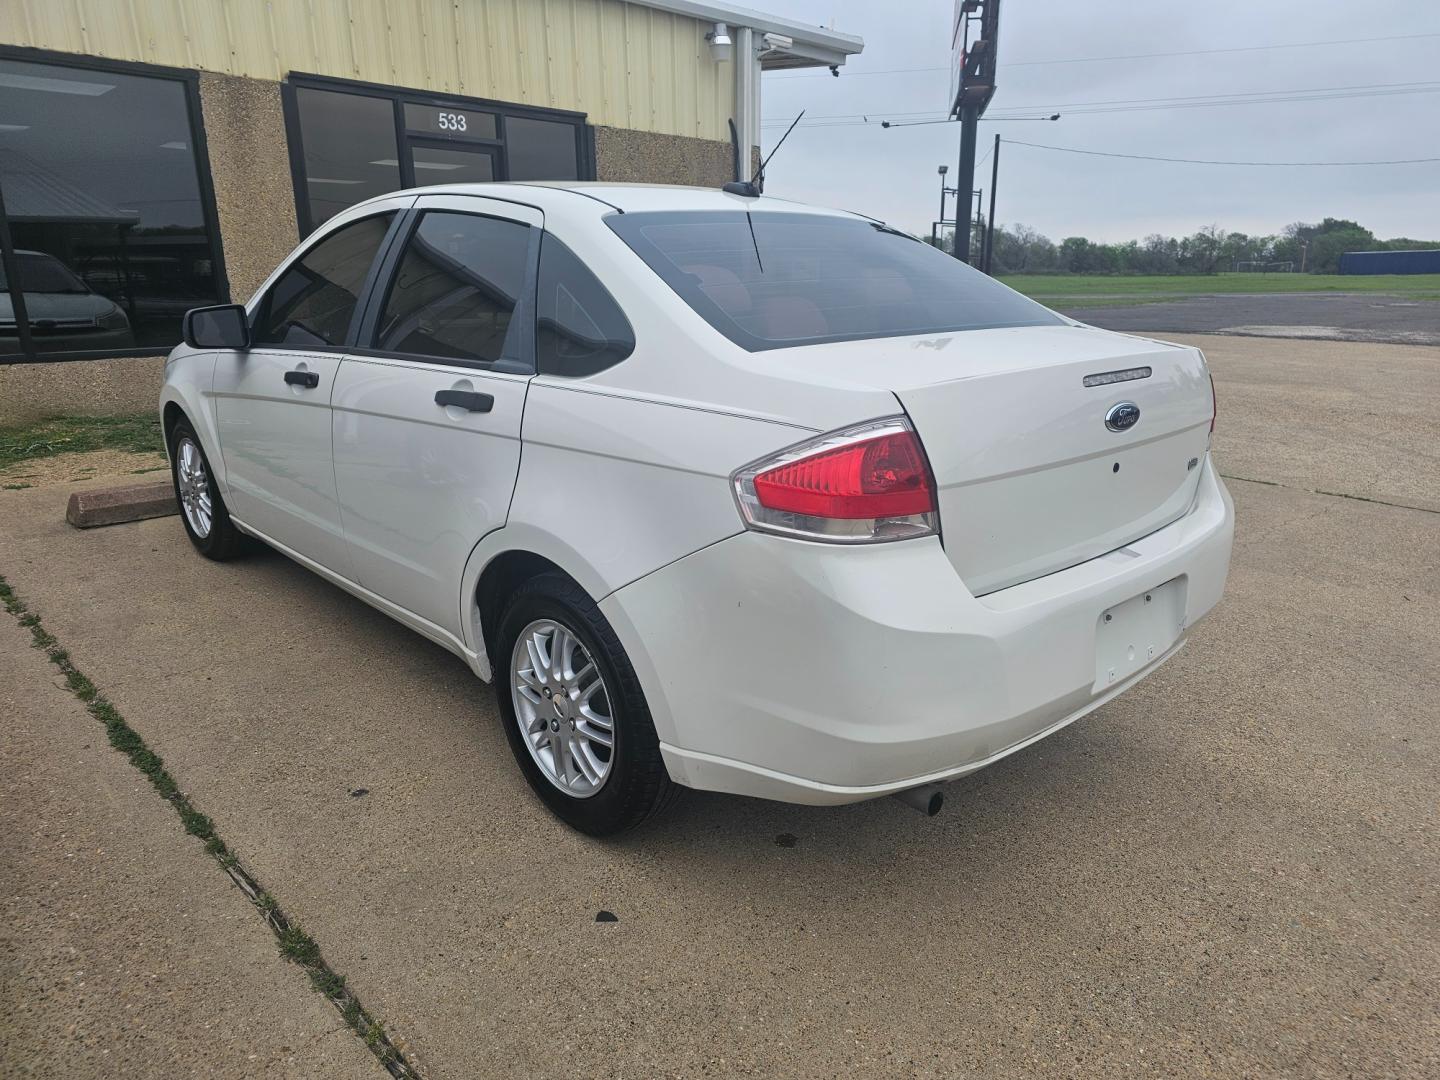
[999,273,1440,307]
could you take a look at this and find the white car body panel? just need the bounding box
[603,456,1232,803]
[161,182,1235,808]
[212,348,352,576]
[332,358,530,637]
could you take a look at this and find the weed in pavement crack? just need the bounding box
[0,572,423,1079]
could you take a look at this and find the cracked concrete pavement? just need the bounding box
[0,593,380,1077]
[0,333,1436,1078]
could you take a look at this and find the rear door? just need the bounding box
[213,202,409,574]
[331,194,540,637]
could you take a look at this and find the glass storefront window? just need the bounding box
[293,88,402,229]
[287,79,590,234]
[0,56,223,359]
[505,117,581,181]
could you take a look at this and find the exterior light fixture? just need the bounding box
[707,22,733,62]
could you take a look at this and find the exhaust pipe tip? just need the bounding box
[892,783,944,817]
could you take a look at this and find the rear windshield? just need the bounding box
[607,210,1061,351]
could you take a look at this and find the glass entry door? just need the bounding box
[408,141,499,187]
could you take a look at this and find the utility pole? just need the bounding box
[935,164,949,249]
[983,133,1000,273]
[953,101,980,263]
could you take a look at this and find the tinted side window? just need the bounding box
[535,236,634,377]
[253,214,394,347]
[374,212,532,365]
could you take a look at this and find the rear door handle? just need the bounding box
[434,389,494,413]
[284,369,320,389]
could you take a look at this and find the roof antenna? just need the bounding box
[723,109,805,198]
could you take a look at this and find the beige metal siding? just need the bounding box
[0,0,735,139]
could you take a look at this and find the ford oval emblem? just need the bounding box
[1105,402,1141,432]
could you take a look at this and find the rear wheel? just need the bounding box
[169,418,248,560]
[495,573,677,834]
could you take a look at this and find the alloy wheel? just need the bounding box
[510,619,615,798]
[175,437,213,538]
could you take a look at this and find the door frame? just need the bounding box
[403,137,503,188]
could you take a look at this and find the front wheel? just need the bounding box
[169,418,248,560]
[495,573,678,835]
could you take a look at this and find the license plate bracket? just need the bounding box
[1094,577,1186,690]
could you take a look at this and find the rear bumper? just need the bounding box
[600,455,1234,805]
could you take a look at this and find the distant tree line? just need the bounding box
[927,218,1439,275]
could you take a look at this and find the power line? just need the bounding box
[764,80,1440,123]
[761,81,1440,127]
[1003,140,1440,166]
[766,30,1440,81]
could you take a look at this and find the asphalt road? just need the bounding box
[1064,292,1440,346]
[1,334,1437,1078]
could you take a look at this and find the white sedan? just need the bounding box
[162,183,1233,834]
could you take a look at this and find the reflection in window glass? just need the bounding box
[0,57,221,358]
[294,88,401,228]
[535,235,634,377]
[253,213,393,347]
[609,211,1062,352]
[411,145,495,187]
[505,117,580,181]
[375,211,531,364]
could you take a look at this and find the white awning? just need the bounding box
[625,0,864,69]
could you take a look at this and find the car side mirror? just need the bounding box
[183,303,250,349]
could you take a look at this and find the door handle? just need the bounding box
[434,389,494,413]
[284,369,320,389]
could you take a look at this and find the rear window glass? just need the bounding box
[607,211,1061,352]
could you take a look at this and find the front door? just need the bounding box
[331,195,541,637]
[409,139,500,187]
[212,204,407,575]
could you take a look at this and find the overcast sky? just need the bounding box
[757,0,1440,243]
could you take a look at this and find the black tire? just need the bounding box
[494,572,679,835]
[169,417,249,561]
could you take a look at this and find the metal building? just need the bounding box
[0,0,862,420]
[1338,249,1440,275]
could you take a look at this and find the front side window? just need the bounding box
[607,211,1062,352]
[373,211,532,365]
[535,235,633,377]
[252,213,394,347]
[0,56,223,360]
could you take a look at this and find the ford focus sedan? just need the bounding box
[162,183,1233,834]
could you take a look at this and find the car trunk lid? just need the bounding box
[894,325,1211,594]
[747,324,1213,596]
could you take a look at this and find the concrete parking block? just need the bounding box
[65,481,177,529]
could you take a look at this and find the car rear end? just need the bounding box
[594,202,1234,804]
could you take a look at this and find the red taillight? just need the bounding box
[1209,373,1217,433]
[732,418,939,543]
[753,430,935,519]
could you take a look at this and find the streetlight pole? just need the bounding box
[983,133,1000,273]
[935,164,949,249]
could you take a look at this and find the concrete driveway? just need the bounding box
[1065,294,1440,347]
[2,334,1437,1078]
